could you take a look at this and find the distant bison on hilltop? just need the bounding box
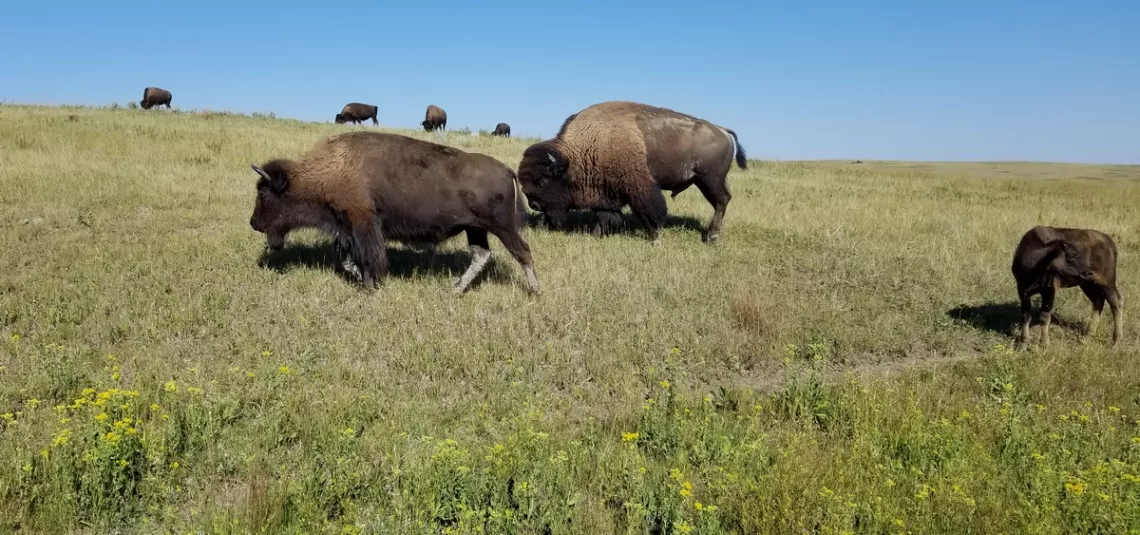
[248,130,540,295]
[1011,225,1123,347]
[492,123,511,138]
[335,103,378,125]
[517,100,747,243]
[422,105,447,132]
[140,87,172,110]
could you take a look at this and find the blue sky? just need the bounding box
[2,1,1138,163]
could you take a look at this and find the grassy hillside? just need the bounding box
[1,103,1139,534]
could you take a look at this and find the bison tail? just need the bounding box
[725,128,747,169]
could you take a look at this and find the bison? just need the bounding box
[334,102,378,125]
[421,104,447,132]
[248,130,540,295]
[492,123,511,137]
[140,87,172,110]
[516,100,747,243]
[1011,225,1123,347]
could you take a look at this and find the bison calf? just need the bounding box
[492,123,511,137]
[248,131,540,295]
[335,102,378,125]
[140,87,172,110]
[1011,225,1123,347]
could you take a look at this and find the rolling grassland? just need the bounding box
[2,104,1139,533]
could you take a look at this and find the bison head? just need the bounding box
[517,142,573,227]
[421,120,433,131]
[1048,239,1095,282]
[334,113,347,124]
[248,161,302,251]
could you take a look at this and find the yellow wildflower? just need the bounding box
[164,380,177,393]
[104,431,121,444]
[659,380,670,388]
[94,412,108,422]
[622,432,639,443]
[52,430,71,447]
[278,365,291,375]
[150,403,160,411]
[1065,479,1086,496]
[1109,406,1120,414]
[694,501,703,512]
[680,481,693,497]
[342,427,356,438]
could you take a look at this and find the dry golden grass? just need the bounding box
[1,103,1139,534]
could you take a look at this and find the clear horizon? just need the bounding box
[2,1,1138,164]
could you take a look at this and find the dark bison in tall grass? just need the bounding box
[335,102,378,125]
[516,100,747,243]
[492,123,511,137]
[248,131,540,295]
[140,87,172,110]
[1011,225,1123,347]
[422,104,447,132]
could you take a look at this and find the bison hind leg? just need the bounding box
[694,174,732,243]
[454,229,493,294]
[489,226,540,295]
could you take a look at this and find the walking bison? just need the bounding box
[334,102,378,125]
[421,104,447,131]
[248,130,540,294]
[516,100,747,243]
[140,87,172,110]
[492,123,511,137]
[1011,225,1123,347]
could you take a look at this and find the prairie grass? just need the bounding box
[1,103,1139,534]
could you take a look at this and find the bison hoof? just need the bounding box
[701,232,720,243]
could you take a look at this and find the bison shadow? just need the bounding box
[947,301,1086,335]
[524,210,706,236]
[257,241,514,287]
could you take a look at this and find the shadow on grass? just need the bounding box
[524,210,706,237]
[948,301,1085,335]
[257,242,513,288]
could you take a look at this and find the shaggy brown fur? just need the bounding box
[1011,225,1123,347]
[248,131,540,294]
[492,123,511,137]
[422,104,447,131]
[335,103,378,125]
[516,100,747,242]
[140,87,172,110]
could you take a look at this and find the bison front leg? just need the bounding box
[454,229,493,294]
[592,210,622,237]
[346,216,387,291]
[629,185,668,243]
[1017,286,1034,347]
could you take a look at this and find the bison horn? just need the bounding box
[250,163,271,181]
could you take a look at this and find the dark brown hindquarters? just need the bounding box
[1011,226,1122,347]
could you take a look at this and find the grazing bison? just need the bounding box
[516,100,747,243]
[421,104,447,131]
[334,102,378,125]
[248,130,540,295]
[1011,225,1123,347]
[140,87,172,109]
[492,123,511,137]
